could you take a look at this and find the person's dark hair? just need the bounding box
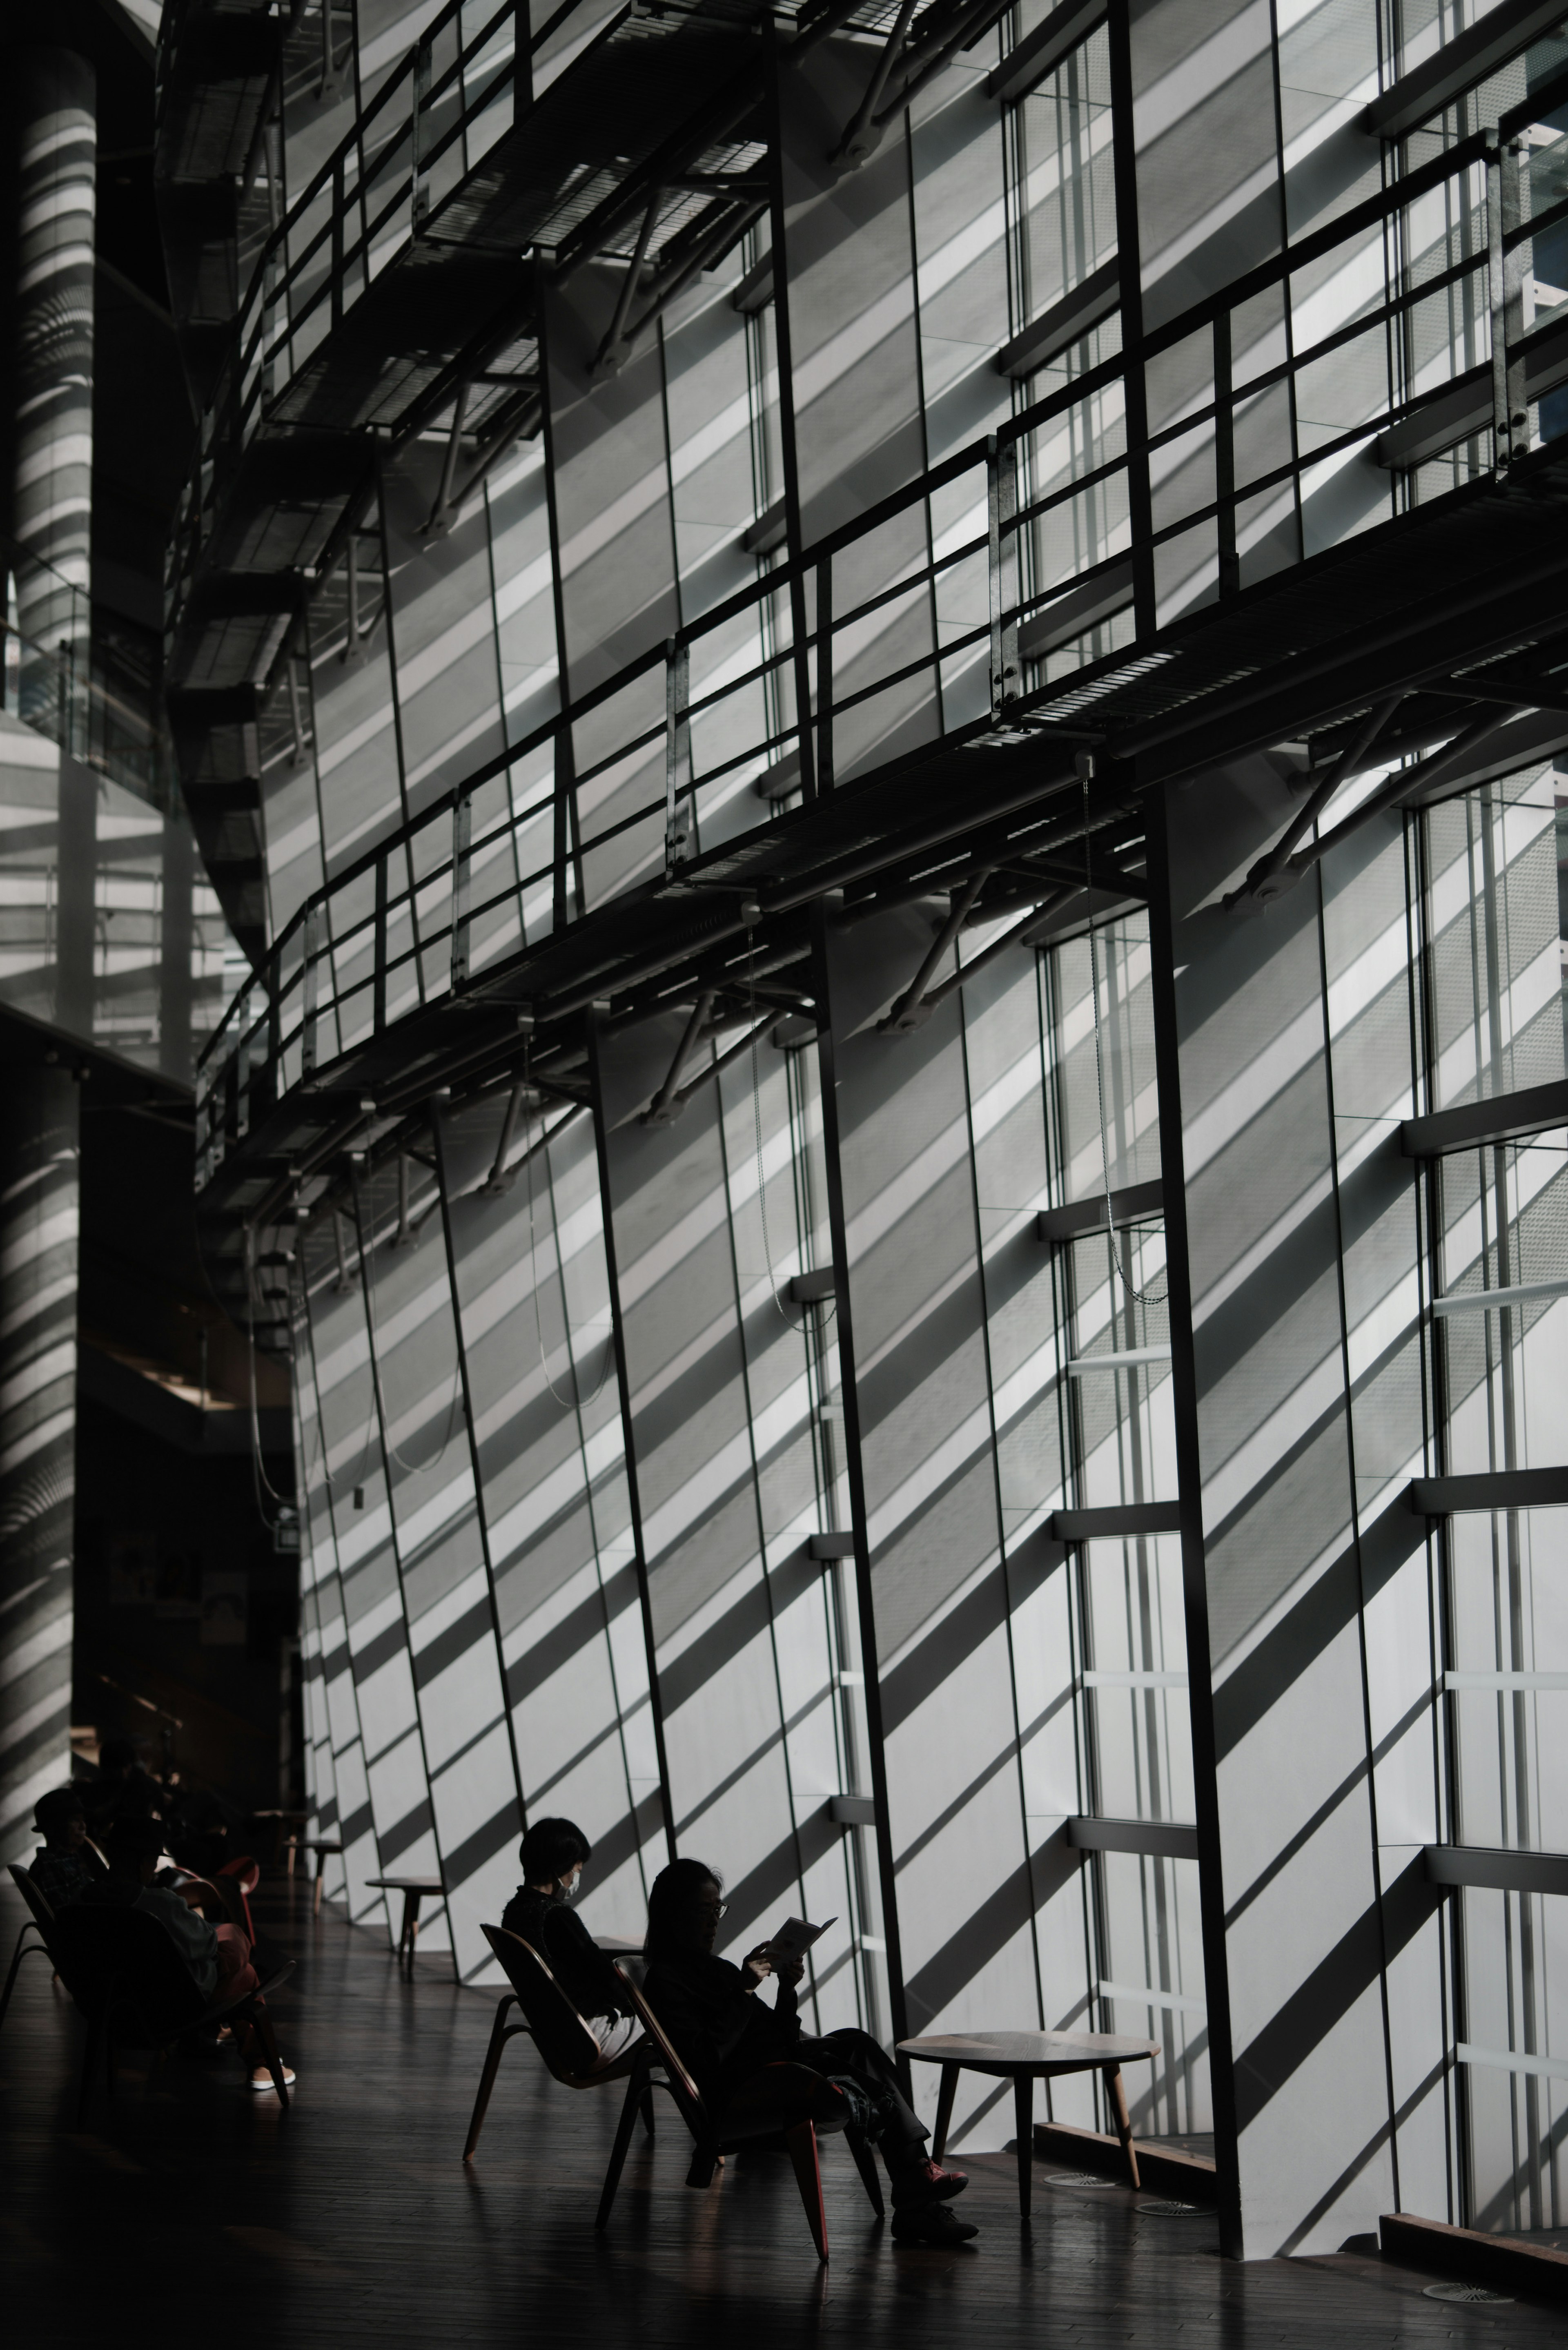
[104,1817,165,1875]
[518,1817,591,1886]
[33,1788,85,1840]
[645,1858,723,1962]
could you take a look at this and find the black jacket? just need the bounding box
[499,1885,633,2021]
[642,1948,799,2116]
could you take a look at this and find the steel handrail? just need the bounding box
[190,74,1566,1102]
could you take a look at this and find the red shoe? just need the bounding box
[895,2158,969,2205]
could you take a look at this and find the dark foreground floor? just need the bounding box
[3,1876,1564,2350]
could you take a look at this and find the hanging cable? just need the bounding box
[1080,766,1167,1310]
[522,1035,613,1410]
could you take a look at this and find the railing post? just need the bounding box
[815,556,834,794]
[665,636,691,874]
[236,990,252,1139]
[451,786,472,991]
[373,851,388,1031]
[302,901,321,1077]
[987,433,1019,720]
[1486,132,1530,482]
[411,37,431,227]
[332,161,345,329]
[1214,310,1238,598]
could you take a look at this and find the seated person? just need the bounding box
[500,1817,640,2065]
[642,1858,976,2246]
[81,1818,294,2093]
[29,1787,108,1910]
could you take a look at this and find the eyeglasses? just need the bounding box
[694,1899,728,1919]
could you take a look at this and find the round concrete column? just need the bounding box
[5,47,96,745]
[0,1066,79,1860]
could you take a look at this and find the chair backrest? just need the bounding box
[612,1964,707,2134]
[50,1905,207,2037]
[7,1863,56,1932]
[481,1925,604,2082]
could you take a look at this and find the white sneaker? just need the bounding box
[248,2065,297,2091]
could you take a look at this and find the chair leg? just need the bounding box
[314,1856,326,1917]
[844,2123,885,2218]
[784,2120,829,2264]
[1104,2063,1140,2189]
[1013,2075,1033,2216]
[248,2000,290,2110]
[462,1995,518,2160]
[0,1931,48,2032]
[639,2087,656,2140]
[684,2144,717,2188]
[78,2012,105,2127]
[595,2069,647,2230]
[931,2062,960,2161]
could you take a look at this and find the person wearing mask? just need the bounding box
[80,1818,294,2092]
[641,1857,976,2246]
[29,1788,108,1910]
[500,1817,640,2063]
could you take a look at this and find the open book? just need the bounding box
[764,1914,836,1968]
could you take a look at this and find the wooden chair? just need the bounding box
[597,1964,884,2264]
[46,1904,295,2123]
[1,1864,57,2031]
[463,1923,649,2160]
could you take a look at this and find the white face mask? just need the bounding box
[559,1868,581,1902]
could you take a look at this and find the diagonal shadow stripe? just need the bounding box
[879,1567,1009,1737]
[412,1596,495,1690]
[349,1615,408,1684]
[1212,1498,1427,1764]
[377,1796,434,1868]
[587,1789,666,1891]
[902,1850,1045,2036]
[441,1797,523,1893]
[1231,1854,1442,2137]
[656,1572,774,1717]
[504,1563,638,1709]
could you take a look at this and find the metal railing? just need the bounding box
[191,64,1568,1184]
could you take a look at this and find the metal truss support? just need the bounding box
[422,381,473,538]
[1287,710,1513,879]
[831,0,918,172]
[879,869,990,1033]
[1230,692,1404,907]
[591,187,666,380]
[642,986,716,1124]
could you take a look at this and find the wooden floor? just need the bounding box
[4,1876,1564,2349]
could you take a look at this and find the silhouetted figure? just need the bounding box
[29,1787,107,1910]
[642,1859,976,2245]
[82,1818,294,2091]
[501,1817,640,2062]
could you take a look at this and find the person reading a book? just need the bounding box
[642,1857,976,2245]
[500,1817,641,2065]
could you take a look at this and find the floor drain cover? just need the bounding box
[1422,2281,1515,2304]
[1136,2202,1203,2215]
[1041,2174,1116,2187]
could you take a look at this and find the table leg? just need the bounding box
[1013,2076,1034,2216]
[404,1893,423,1973]
[1104,2065,1140,2189]
[314,1853,327,1917]
[931,2064,960,2162]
